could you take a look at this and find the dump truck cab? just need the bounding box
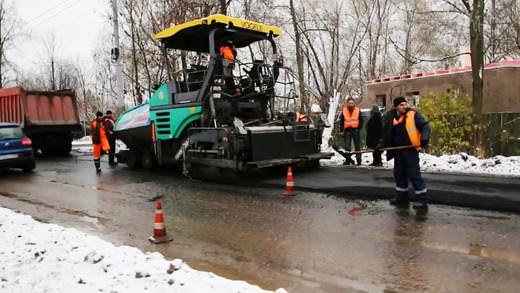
[115,14,332,177]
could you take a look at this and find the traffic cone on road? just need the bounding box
[148,201,173,244]
[283,167,298,196]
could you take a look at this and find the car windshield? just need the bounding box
[0,126,24,141]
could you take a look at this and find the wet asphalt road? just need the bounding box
[1,155,520,292]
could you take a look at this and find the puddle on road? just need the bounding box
[4,162,520,293]
[0,191,109,226]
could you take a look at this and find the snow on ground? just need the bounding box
[72,136,520,177]
[72,137,128,154]
[0,206,286,293]
[321,148,520,177]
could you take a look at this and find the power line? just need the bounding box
[28,0,82,30]
[25,0,70,25]
[54,3,107,33]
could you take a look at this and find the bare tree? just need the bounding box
[40,34,61,90]
[289,0,307,109]
[484,0,520,61]
[0,0,21,88]
[463,0,485,155]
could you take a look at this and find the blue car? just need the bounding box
[0,123,36,172]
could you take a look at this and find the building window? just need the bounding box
[376,94,386,109]
[406,91,420,106]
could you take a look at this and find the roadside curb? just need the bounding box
[247,166,520,213]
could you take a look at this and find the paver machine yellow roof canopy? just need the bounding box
[114,14,332,179]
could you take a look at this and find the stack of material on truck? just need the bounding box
[0,87,81,155]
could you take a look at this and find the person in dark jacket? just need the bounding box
[376,97,431,208]
[104,110,118,166]
[339,98,364,165]
[366,105,383,166]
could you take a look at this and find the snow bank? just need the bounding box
[321,149,520,177]
[0,206,286,293]
[72,136,128,154]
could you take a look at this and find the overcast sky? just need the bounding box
[13,0,110,70]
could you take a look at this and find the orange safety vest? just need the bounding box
[342,106,360,128]
[104,118,115,135]
[220,46,235,61]
[295,112,307,122]
[392,110,422,150]
[91,120,110,151]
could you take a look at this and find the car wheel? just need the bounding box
[22,161,36,172]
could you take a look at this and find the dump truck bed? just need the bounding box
[0,87,80,126]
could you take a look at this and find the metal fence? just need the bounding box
[485,112,520,156]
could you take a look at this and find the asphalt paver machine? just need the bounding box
[114,14,332,179]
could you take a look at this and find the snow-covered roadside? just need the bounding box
[321,149,520,177]
[73,135,520,177]
[72,137,128,154]
[0,206,286,293]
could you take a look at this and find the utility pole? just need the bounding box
[111,0,124,114]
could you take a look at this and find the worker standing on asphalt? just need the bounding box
[91,111,110,173]
[104,110,118,166]
[340,98,363,165]
[366,105,383,166]
[376,97,431,209]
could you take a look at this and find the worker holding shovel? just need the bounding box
[376,97,431,209]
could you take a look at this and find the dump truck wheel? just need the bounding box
[141,152,154,170]
[57,144,72,156]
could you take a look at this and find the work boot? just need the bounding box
[94,160,101,173]
[389,197,409,206]
[413,193,428,209]
[412,200,428,209]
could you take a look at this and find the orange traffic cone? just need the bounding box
[148,201,173,244]
[283,167,298,196]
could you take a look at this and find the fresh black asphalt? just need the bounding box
[248,166,520,213]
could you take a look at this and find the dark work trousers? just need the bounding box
[108,139,116,164]
[372,150,382,165]
[393,150,427,202]
[344,129,361,164]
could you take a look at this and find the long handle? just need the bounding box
[346,145,418,155]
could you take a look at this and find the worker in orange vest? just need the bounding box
[219,40,237,90]
[91,111,110,173]
[376,97,431,209]
[295,106,308,122]
[219,40,236,61]
[104,110,117,166]
[339,98,363,165]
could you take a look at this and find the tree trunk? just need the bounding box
[0,18,3,88]
[289,0,307,110]
[468,0,485,156]
[129,5,142,105]
[220,0,227,14]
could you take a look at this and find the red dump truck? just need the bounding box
[0,87,81,155]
